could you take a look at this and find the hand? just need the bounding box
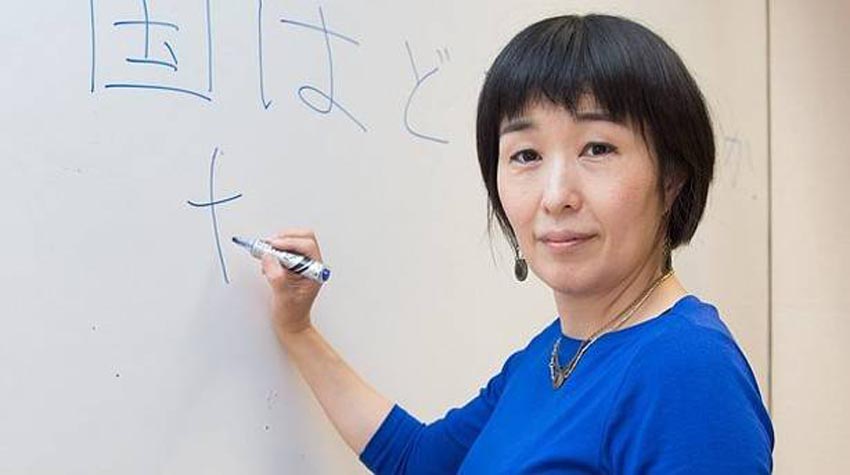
[261,228,325,338]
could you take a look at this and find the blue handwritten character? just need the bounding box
[89,0,214,101]
[268,5,366,131]
[187,147,243,284]
[403,41,450,144]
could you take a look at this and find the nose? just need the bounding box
[541,155,581,215]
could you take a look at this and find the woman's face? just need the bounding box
[497,97,670,296]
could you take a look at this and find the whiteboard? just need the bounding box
[0,1,769,473]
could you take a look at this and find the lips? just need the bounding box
[539,230,596,243]
[538,230,596,253]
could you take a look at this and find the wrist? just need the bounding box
[275,320,316,346]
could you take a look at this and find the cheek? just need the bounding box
[497,169,536,235]
[599,174,661,245]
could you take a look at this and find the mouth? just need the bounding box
[538,233,596,252]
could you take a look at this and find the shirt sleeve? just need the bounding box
[600,327,775,474]
[358,347,526,475]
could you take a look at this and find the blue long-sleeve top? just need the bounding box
[359,295,774,474]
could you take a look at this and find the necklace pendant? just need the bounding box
[552,371,565,389]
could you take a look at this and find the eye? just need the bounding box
[581,142,617,158]
[508,149,542,165]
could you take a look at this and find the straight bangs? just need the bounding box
[481,16,663,151]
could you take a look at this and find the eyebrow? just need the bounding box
[499,110,619,136]
[499,118,534,136]
[575,110,617,122]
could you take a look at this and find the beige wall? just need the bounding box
[771,0,850,473]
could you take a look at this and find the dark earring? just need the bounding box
[514,244,528,282]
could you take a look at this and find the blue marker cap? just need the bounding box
[321,268,331,282]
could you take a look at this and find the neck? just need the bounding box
[554,254,687,340]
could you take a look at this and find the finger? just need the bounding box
[262,251,317,288]
[267,236,323,261]
[261,254,285,283]
[272,228,316,239]
[268,235,317,247]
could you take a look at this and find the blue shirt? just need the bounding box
[360,295,774,474]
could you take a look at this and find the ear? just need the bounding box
[662,169,686,214]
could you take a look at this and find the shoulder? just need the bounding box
[498,318,561,377]
[503,316,562,364]
[600,296,775,472]
[478,318,560,387]
[604,295,774,448]
[625,295,757,388]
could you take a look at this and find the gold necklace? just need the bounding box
[549,269,674,389]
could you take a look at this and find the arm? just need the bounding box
[261,229,520,473]
[261,229,392,455]
[278,325,394,455]
[359,349,523,474]
[260,229,513,472]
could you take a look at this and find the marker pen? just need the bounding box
[232,236,331,284]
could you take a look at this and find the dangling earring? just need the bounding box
[514,243,528,282]
[660,209,674,272]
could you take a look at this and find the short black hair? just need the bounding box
[476,14,714,264]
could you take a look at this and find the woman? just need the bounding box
[258,14,774,474]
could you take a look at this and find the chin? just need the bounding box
[533,263,600,296]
